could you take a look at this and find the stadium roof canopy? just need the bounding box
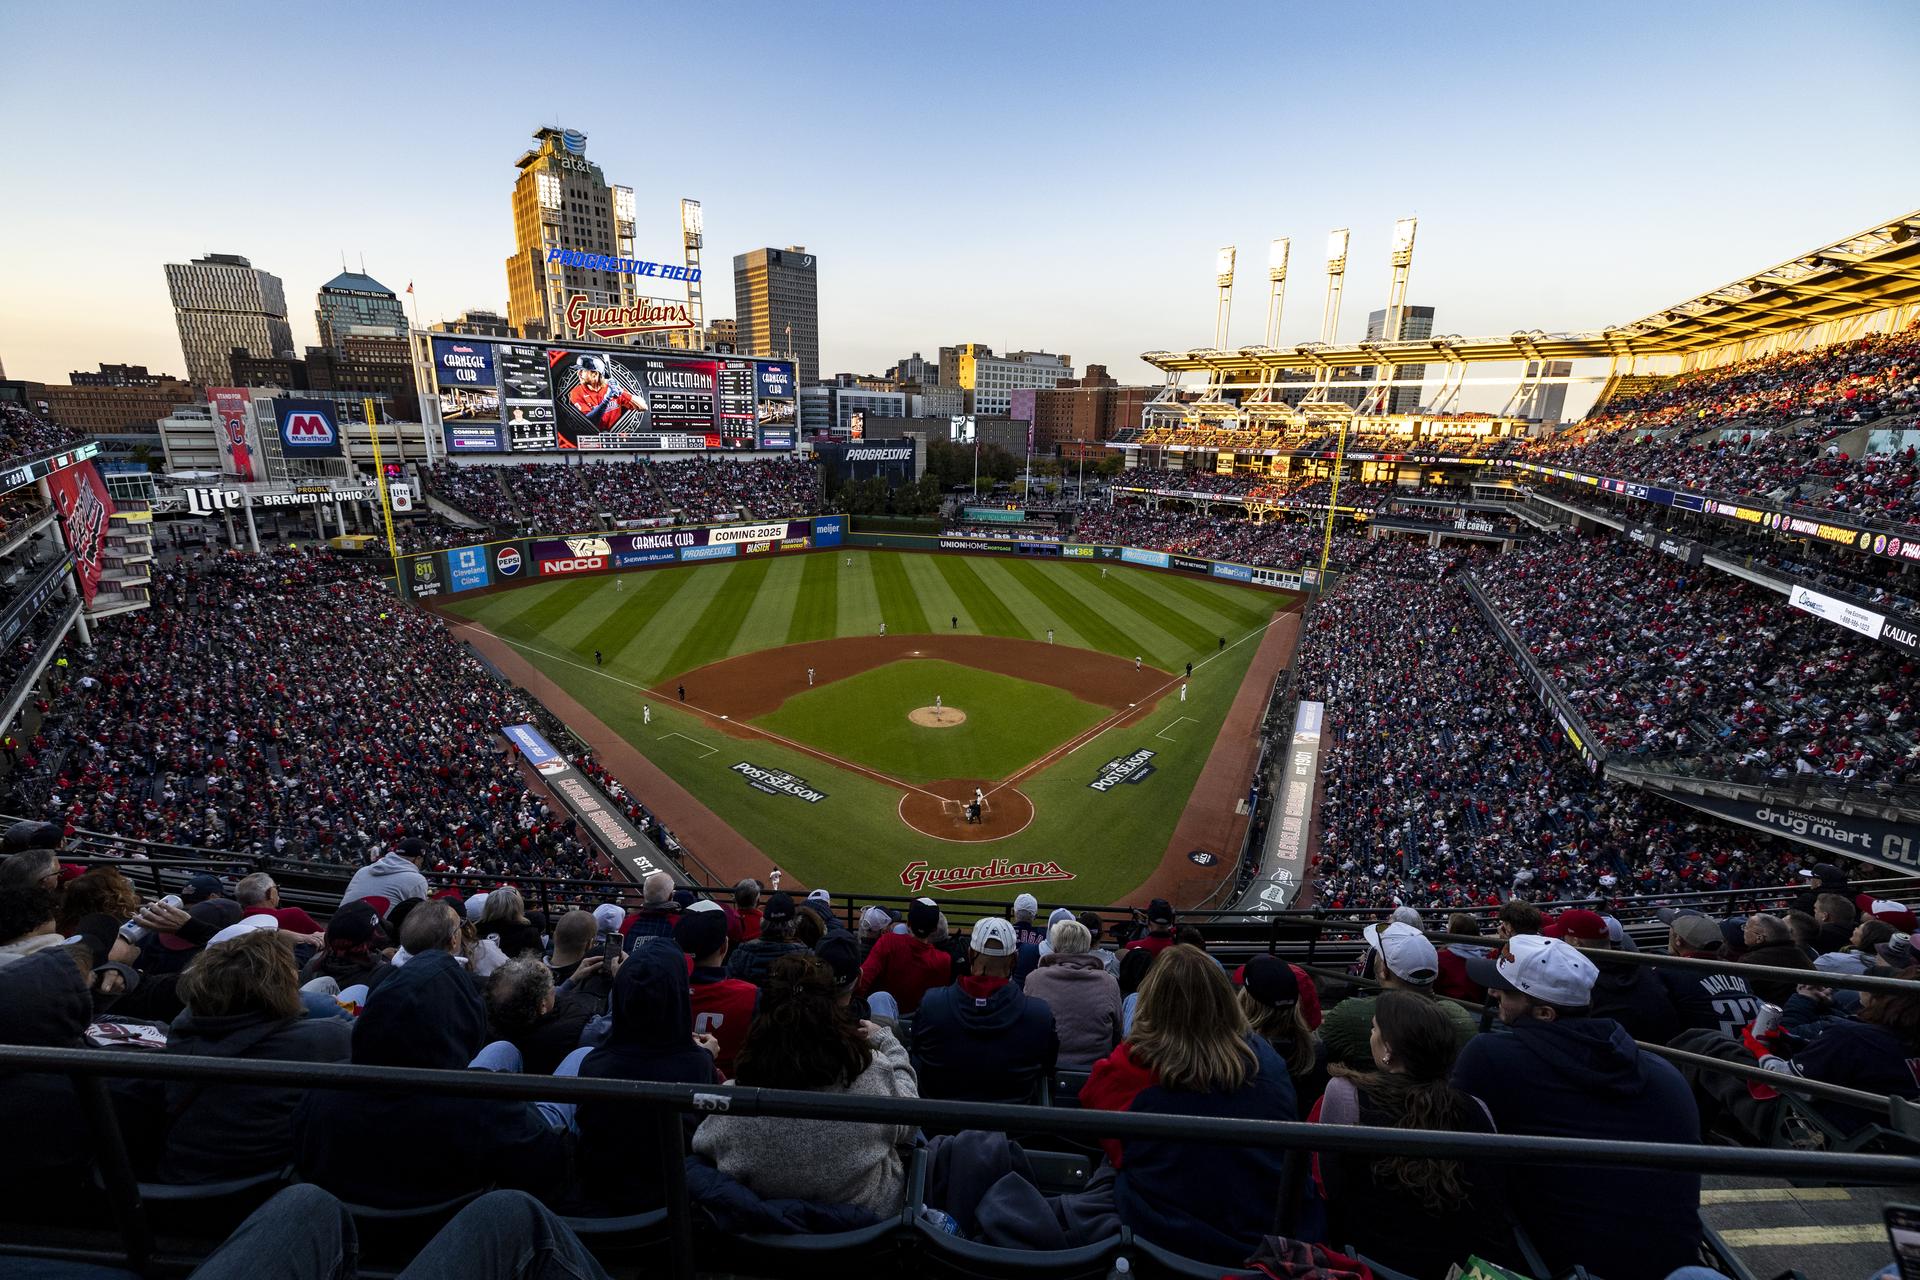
[1142,209,1920,376]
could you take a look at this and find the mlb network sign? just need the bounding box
[274,400,343,456]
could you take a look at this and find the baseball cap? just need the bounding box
[398,837,424,860]
[1877,932,1913,967]
[1047,906,1075,934]
[1800,863,1845,882]
[1543,909,1609,942]
[1861,898,1919,931]
[1238,955,1300,1008]
[1361,921,1439,985]
[860,906,894,933]
[3,820,62,853]
[806,889,832,907]
[207,915,278,948]
[592,903,626,935]
[815,933,861,987]
[464,892,490,923]
[1146,898,1177,926]
[579,355,606,374]
[1718,918,1748,952]
[1466,935,1598,1008]
[1602,916,1626,946]
[907,897,940,934]
[182,873,226,904]
[1655,906,1703,924]
[1669,915,1725,953]
[326,900,379,949]
[970,917,1017,957]
[763,891,797,924]
[674,900,729,958]
[1013,893,1039,919]
[1389,905,1423,928]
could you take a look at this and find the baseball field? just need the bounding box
[439,549,1297,905]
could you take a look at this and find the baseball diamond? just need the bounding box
[440,548,1296,904]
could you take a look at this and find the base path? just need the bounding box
[661,634,1166,719]
[1119,610,1302,911]
[900,778,1036,842]
[448,618,785,892]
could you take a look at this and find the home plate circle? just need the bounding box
[909,706,967,728]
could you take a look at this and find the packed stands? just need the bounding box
[422,457,824,535]
[1073,504,1375,568]
[1478,531,1919,787]
[0,403,85,464]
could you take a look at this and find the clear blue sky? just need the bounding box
[1,0,1916,389]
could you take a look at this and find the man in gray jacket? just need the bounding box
[341,838,429,910]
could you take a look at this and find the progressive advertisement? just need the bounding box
[429,336,795,455]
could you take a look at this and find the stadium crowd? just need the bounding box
[1294,547,1815,911]
[422,458,823,535]
[2,549,689,891]
[1479,531,1919,787]
[0,403,85,465]
[3,844,1915,1280]
[1072,504,1377,568]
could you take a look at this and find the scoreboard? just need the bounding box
[427,336,797,454]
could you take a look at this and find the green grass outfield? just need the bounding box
[441,551,1291,901]
[753,658,1108,785]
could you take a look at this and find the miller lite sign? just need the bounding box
[184,487,243,517]
[274,399,345,457]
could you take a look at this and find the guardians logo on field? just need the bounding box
[1089,748,1156,791]
[731,762,827,803]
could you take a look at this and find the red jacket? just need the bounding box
[727,906,763,946]
[245,904,324,935]
[689,966,759,1076]
[857,930,952,1014]
[1434,946,1489,1003]
[1124,933,1176,956]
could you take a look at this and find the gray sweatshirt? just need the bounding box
[341,853,428,909]
[692,1025,918,1216]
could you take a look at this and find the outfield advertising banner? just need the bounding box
[534,535,612,577]
[494,542,526,580]
[446,544,490,592]
[1211,562,1253,582]
[407,554,444,599]
[1121,547,1170,568]
[938,537,1014,553]
[614,547,678,568]
[681,543,736,561]
[812,516,845,548]
[1170,554,1211,574]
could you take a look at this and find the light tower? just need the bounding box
[1213,246,1236,352]
[1264,237,1290,349]
[681,199,704,342]
[1313,229,1350,397]
[1369,216,1419,412]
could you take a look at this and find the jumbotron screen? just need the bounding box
[429,337,797,453]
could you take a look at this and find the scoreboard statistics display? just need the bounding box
[429,336,796,454]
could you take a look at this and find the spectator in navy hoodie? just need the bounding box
[1456,935,1702,1279]
[727,891,807,988]
[910,917,1056,1101]
[294,946,569,1208]
[1081,943,1298,1264]
[1547,908,1681,1045]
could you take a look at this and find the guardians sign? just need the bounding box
[899,857,1075,893]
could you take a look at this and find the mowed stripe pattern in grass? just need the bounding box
[442,550,1287,686]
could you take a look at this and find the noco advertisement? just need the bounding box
[429,336,796,455]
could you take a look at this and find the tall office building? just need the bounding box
[164,253,294,386]
[733,247,819,386]
[1364,304,1435,413]
[939,344,1074,417]
[315,271,408,350]
[504,127,651,344]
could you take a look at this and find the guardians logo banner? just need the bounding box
[899,857,1075,893]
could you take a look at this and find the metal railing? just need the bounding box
[3,1045,1916,1280]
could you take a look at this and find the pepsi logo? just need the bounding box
[284,412,336,445]
[496,546,522,576]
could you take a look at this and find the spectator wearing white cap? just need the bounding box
[1319,922,1475,1070]
[909,917,1058,1102]
[856,906,895,961]
[1454,935,1702,1280]
[1010,893,1045,947]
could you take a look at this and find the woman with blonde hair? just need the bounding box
[1080,943,1297,1264]
[476,886,542,958]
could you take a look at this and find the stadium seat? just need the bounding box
[701,1143,927,1278]
[137,1167,293,1240]
[1124,1233,1262,1279]
[553,1206,671,1261]
[912,1219,1127,1280]
[1051,1070,1091,1106]
[337,1188,487,1263]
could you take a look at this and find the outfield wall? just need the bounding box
[395,514,1311,604]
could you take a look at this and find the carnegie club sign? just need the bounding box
[731,762,826,803]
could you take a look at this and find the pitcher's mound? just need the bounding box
[909,706,967,728]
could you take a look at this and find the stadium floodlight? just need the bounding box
[1213,247,1237,354]
[1325,229,1350,271]
[1268,238,1290,280]
[1215,246,1237,287]
[681,199,703,249]
[612,186,636,225]
[1392,216,1418,256]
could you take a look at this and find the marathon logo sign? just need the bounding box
[899,857,1075,893]
[731,762,827,804]
[1089,748,1156,792]
[273,399,344,457]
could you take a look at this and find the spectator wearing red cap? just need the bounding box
[857,896,952,1017]
[1548,908,1680,1045]
[1320,923,1475,1071]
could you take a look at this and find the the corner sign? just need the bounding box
[732,762,826,803]
[1089,748,1156,791]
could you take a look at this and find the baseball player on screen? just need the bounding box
[566,356,646,430]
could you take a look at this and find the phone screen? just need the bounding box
[1887,1204,1920,1280]
[602,934,620,965]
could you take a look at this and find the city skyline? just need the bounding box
[2,0,1917,392]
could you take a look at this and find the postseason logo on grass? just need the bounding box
[1089,748,1156,792]
[731,762,827,804]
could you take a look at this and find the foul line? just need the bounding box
[657,731,716,759]
[448,619,951,804]
[986,614,1288,802]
